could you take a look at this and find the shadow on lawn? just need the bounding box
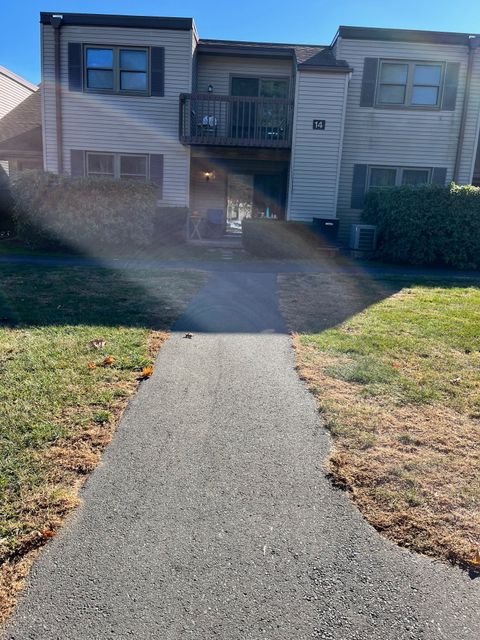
[1,231,478,334]
[0,264,203,330]
[278,266,480,335]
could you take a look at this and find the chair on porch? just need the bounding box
[205,209,225,239]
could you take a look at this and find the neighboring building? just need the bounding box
[0,66,39,175]
[0,90,43,172]
[0,65,37,120]
[39,13,480,241]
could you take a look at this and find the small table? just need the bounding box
[189,212,206,240]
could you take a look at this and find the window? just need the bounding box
[119,50,148,91]
[231,77,289,98]
[368,166,431,188]
[85,46,148,93]
[87,153,114,178]
[86,48,114,90]
[87,153,148,181]
[377,60,443,107]
[369,167,397,187]
[402,168,430,185]
[411,65,442,105]
[120,155,148,181]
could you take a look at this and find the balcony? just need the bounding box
[179,93,294,148]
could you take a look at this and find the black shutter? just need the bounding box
[441,62,460,111]
[360,58,379,107]
[150,154,164,199]
[70,150,85,177]
[351,164,368,208]
[431,167,448,185]
[68,42,83,92]
[151,47,165,97]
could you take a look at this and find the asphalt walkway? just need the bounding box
[4,271,479,639]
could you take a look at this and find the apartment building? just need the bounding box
[39,13,480,241]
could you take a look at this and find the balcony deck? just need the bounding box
[179,93,294,149]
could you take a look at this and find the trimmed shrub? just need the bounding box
[11,170,158,250]
[0,170,14,234]
[242,219,325,259]
[362,183,480,269]
[154,207,188,245]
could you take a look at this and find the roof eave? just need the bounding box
[39,12,193,31]
[337,25,479,46]
[197,43,295,59]
[297,64,352,73]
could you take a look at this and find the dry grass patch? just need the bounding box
[0,265,206,624]
[279,271,480,569]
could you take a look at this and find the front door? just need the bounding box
[253,173,287,219]
[230,78,259,140]
[227,173,254,232]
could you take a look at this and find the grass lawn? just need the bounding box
[0,264,207,622]
[279,270,480,570]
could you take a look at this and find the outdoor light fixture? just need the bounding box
[207,84,213,93]
[204,171,214,182]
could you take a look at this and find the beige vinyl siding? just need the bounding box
[287,70,348,222]
[457,51,480,184]
[0,70,34,119]
[190,167,226,213]
[41,24,58,173]
[335,37,478,241]
[42,23,193,206]
[196,55,293,95]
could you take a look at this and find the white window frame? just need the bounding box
[86,152,150,181]
[84,46,150,95]
[368,166,432,188]
[376,60,445,108]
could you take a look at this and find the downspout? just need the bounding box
[453,36,480,183]
[51,14,63,174]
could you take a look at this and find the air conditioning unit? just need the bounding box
[350,224,377,251]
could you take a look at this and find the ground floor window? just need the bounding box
[86,152,148,181]
[369,166,431,188]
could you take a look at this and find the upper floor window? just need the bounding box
[369,166,431,188]
[85,47,148,93]
[377,60,443,107]
[230,77,289,98]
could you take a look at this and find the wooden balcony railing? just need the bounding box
[179,93,294,148]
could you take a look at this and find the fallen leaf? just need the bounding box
[90,339,106,349]
[184,332,193,339]
[103,356,114,366]
[39,530,55,539]
[470,548,480,568]
[392,362,400,369]
[450,377,462,385]
[140,365,154,379]
[87,362,96,370]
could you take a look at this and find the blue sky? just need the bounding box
[1,0,479,84]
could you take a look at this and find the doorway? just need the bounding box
[230,77,290,141]
[227,173,254,232]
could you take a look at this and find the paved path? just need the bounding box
[4,272,479,639]
[2,252,480,279]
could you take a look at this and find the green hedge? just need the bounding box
[362,183,480,269]
[242,219,323,259]
[10,170,185,250]
[0,170,14,233]
[154,207,188,245]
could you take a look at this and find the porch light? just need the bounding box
[208,84,213,93]
[204,171,215,182]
